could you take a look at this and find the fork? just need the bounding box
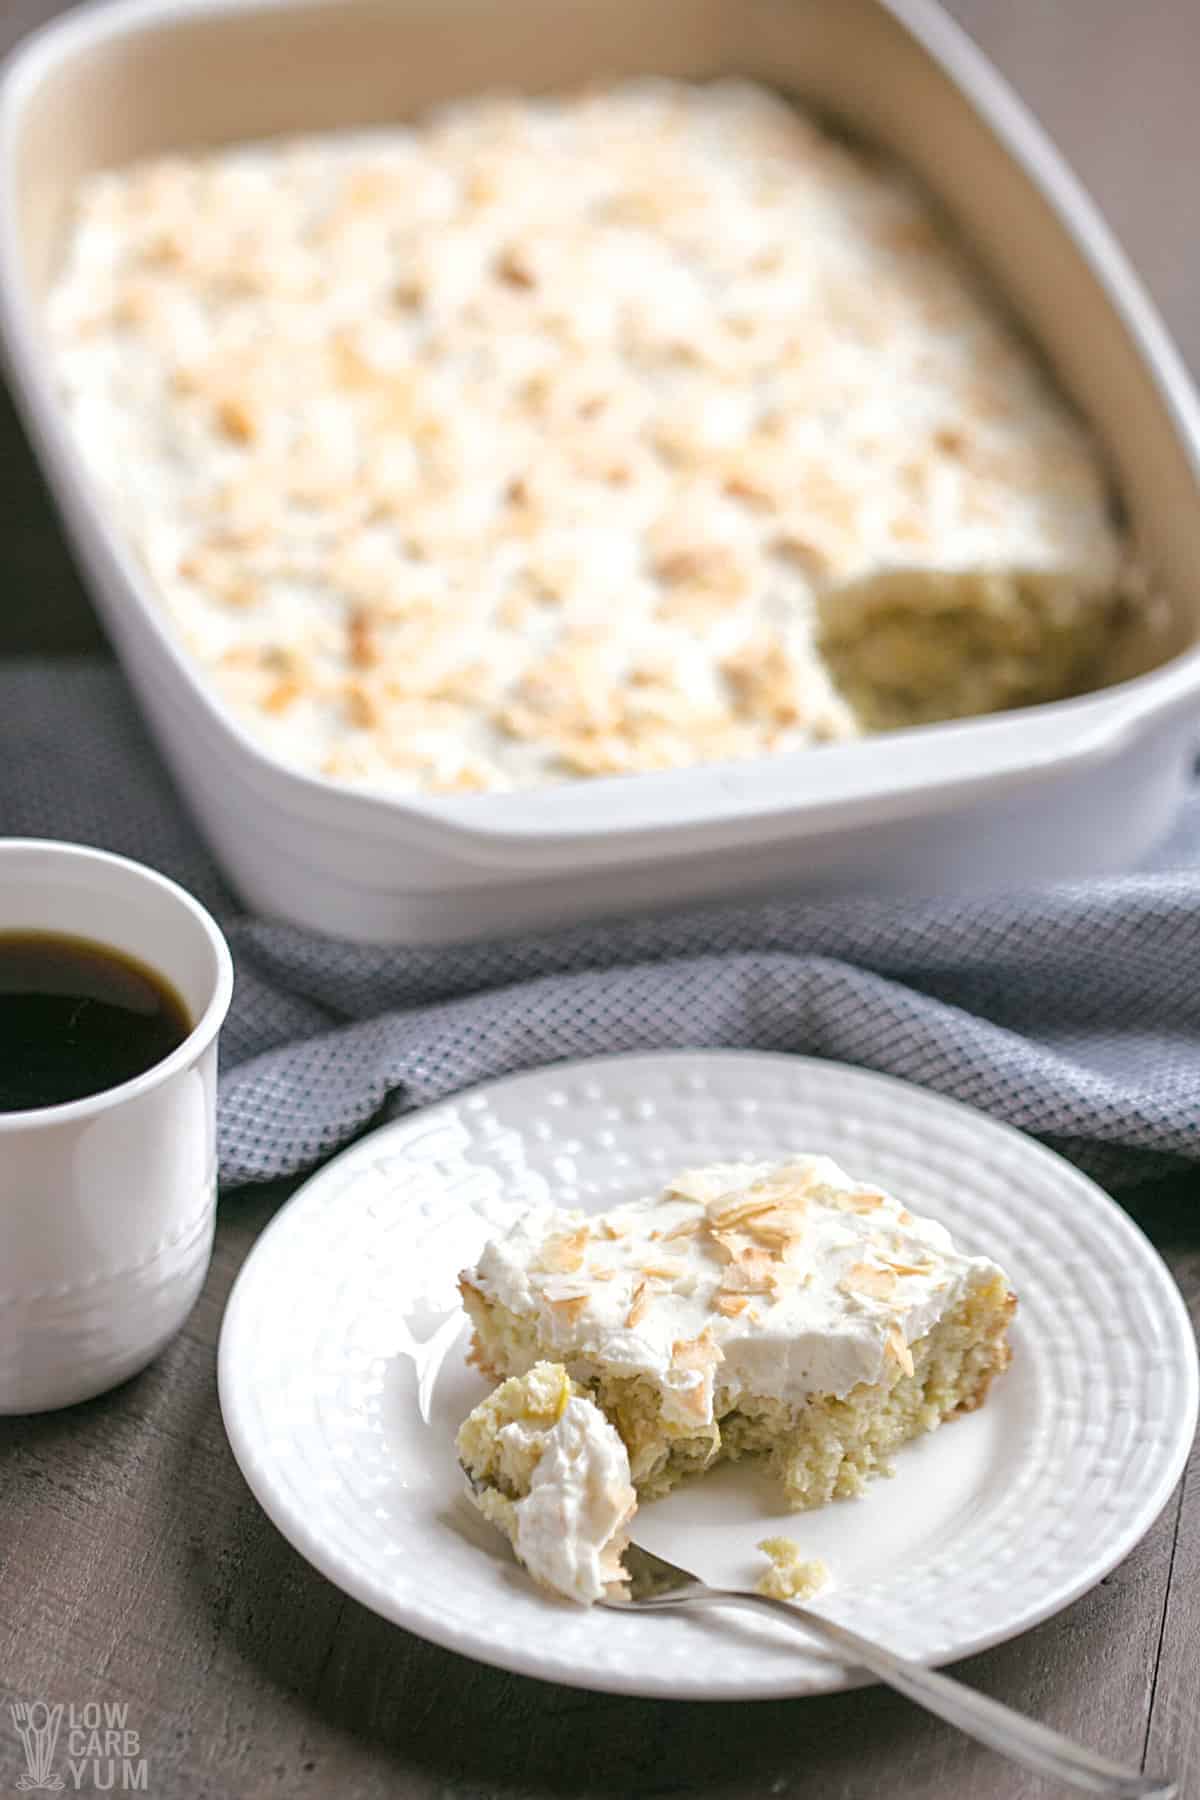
[601,1543,1176,1798]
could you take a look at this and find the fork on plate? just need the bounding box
[601,1542,1176,1799]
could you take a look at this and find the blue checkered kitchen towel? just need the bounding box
[3,656,1199,1191]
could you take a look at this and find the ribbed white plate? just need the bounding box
[218,1052,1197,1699]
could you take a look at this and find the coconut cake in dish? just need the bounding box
[459,1155,1016,1509]
[48,78,1142,796]
[456,1361,637,1604]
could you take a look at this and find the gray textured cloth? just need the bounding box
[3,656,1199,1191]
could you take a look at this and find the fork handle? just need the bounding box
[667,1589,1174,1798]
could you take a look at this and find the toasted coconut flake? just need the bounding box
[602,1217,631,1240]
[745,1207,807,1248]
[754,1233,804,1259]
[718,1249,778,1295]
[848,1189,885,1212]
[495,243,537,289]
[642,1260,685,1282]
[537,1224,590,1274]
[882,1260,933,1277]
[722,638,809,727]
[670,1328,725,1418]
[263,677,302,714]
[708,1180,808,1259]
[766,1261,805,1298]
[707,1196,780,1229]
[626,1279,653,1330]
[714,1293,751,1318]
[343,681,381,731]
[751,1195,808,1223]
[886,1320,915,1378]
[544,1292,589,1328]
[653,543,745,593]
[588,1264,617,1281]
[823,1186,885,1214]
[840,1262,898,1301]
[670,1382,716,1425]
[215,394,258,444]
[672,1328,725,1375]
[710,1227,759,1265]
[347,604,381,670]
[665,1169,731,1205]
[661,1215,703,1241]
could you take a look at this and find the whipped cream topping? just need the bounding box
[507,1394,636,1603]
[48,80,1121,795]
[468,1155,1005,1422]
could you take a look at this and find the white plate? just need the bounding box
[217,1051,1198,1700]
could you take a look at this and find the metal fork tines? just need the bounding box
[600,1543,1176,1800]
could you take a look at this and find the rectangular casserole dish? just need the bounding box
[2,0,1200,944]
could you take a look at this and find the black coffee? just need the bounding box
[0,931,191,1112]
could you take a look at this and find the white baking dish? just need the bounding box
[2,0,1200,944]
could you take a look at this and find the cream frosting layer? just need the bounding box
[466,1155,1005,1424]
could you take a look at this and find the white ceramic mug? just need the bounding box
[0,839,233,1413]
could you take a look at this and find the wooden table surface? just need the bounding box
[1,3,1198,1796]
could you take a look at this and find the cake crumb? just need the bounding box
[755,1537,828,1602]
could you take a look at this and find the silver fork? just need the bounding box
[601,1543,1176,1799]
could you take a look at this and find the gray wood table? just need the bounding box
[1,3,1198,1795]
